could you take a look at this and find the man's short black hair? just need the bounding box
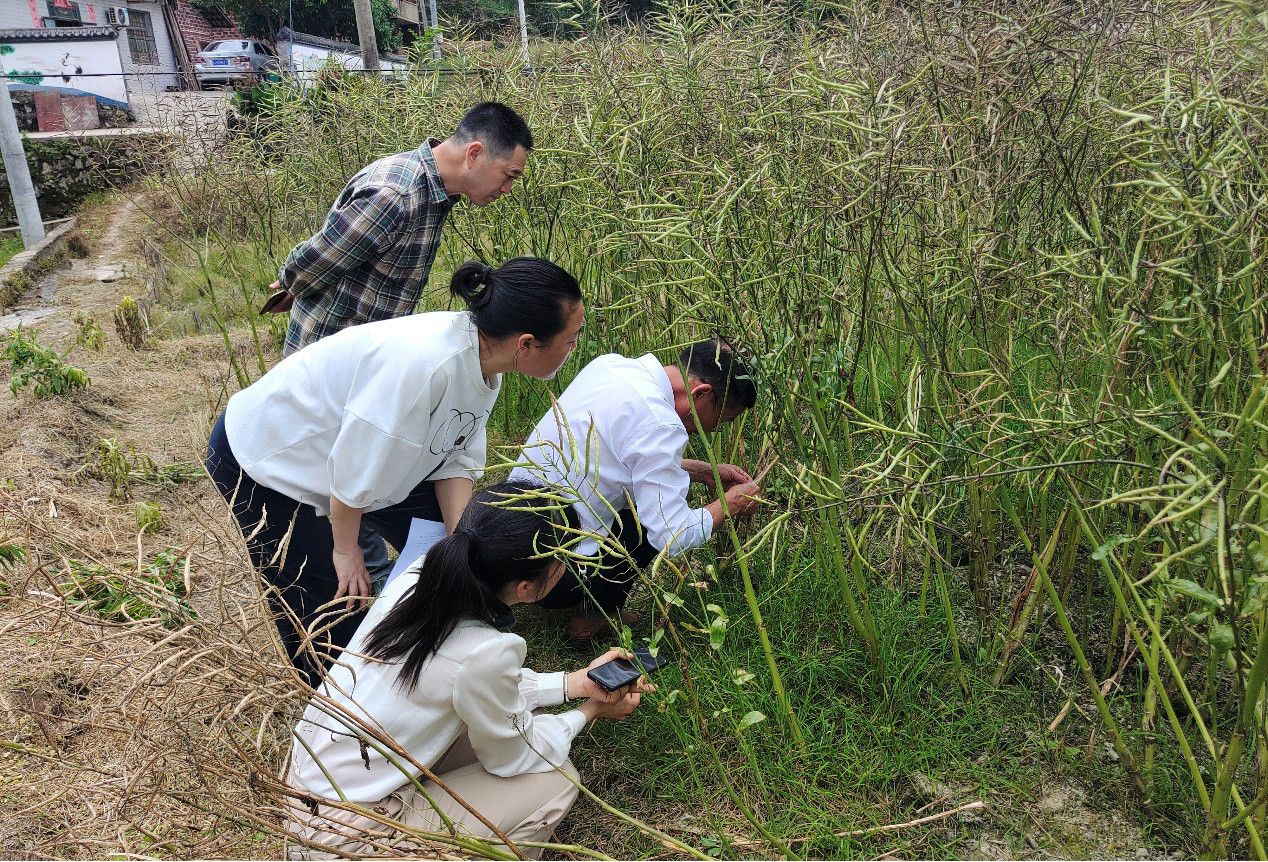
[452,102,533,158]
[680,339,757,411]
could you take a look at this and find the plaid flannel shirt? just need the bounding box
[280,140,458,355]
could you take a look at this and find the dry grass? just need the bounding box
[0,195,302,859]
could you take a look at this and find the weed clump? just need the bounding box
[72,310,105,351]
[56,549,193,628]
[113,295,151,350]
[77,438,202,501]
[0,540,24,596]
[0,542,22,569]
[3,329,89,398]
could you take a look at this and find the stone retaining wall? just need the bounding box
[0,133,168,227]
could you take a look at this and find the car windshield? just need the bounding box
[205,41,249,52]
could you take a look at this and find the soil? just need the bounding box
[0,195,289,859]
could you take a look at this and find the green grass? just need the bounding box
[0,235,23,269]
[516,575,1179,858]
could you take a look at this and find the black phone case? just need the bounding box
[586,648,670,692]
[259,290,290,314]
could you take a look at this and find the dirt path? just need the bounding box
[0,194,285,859]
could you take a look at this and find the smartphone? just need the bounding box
[586,646,671,693]
[258,289,292,315]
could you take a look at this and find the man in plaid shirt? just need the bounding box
[262,102,532,589]
[267,102,533,355]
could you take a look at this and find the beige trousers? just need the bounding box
[288,734,580,860]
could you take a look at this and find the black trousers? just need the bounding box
[540,508,660,614]
[206,412,442,684]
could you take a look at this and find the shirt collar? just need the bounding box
[639,353,673,402]
[488,598,514,631]
[457,313,499,393]
[419,137,460,206]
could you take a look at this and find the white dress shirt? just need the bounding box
[225,312,498,515]
[510,353,712,558]
[289,564,586,803]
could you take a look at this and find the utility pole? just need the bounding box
[516,0,531,74]
[429,0,440,62]
[353,0,381,72]
[0,72,44,247]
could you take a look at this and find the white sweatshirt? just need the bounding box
[225,312,498,515]
[288,565,586,802]
[510,353,712,558]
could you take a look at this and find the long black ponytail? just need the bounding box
[362,481,575,691]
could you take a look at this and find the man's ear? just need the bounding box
[464,139,484,168]
[691,382,714,403]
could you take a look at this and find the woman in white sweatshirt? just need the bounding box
[206,258,584,683]
[286,481,648,860]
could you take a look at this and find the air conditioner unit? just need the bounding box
[106,6,130,26]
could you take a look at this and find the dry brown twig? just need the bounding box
[659,800,988,850]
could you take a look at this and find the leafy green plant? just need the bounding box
[78,438,202,501]
[0,542,22,568]
[3,328,89,397]
[0,539,23,595]
[135,501,164,536]
[57,549,193,628]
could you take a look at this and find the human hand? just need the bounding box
[567,648,636,704]
[593,686,651,720]
[715,463,753,490]
[723,481,761,519]
[259,281,294,314]
[580,681,656,722]
[331,548,372,611]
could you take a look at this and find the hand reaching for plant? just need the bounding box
[715,463,753,489]
[723,481,761,519]
[331,547,372,611]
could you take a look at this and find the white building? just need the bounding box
[0,0,249,112]
[274,28,409,85]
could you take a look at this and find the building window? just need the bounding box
[47,0,82,25]
[127,9,160,65]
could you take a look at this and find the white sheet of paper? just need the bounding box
[384,518,448,589]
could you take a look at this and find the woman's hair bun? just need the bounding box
[450,261,496,309]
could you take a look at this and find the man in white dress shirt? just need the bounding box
[511,338,761,640]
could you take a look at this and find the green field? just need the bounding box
[84,0,1268,857]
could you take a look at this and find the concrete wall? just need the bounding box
[0,3,37,29]
[0,31,129,107]
[0,1,119,29]
[276,37,407,84]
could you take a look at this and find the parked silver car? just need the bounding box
[194,40,279,86]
